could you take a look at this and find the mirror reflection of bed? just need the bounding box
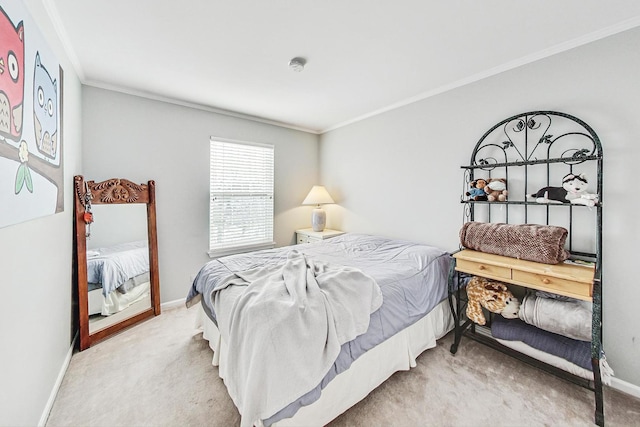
[73,175,161,350]
[86,204,151,334]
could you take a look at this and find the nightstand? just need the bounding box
[295,228,344,244]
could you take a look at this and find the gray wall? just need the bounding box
[0,1,83,425]
[81,87,319,302]
[320,27,640,387]
[3,6,638,424]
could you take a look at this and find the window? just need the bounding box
[209,138,275,257]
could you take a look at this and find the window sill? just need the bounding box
[208,241,276,258]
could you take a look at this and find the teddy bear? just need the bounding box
[530,173,598,207]
[484,178,508,202]
[466,276,520,325]
[466,179,488,201]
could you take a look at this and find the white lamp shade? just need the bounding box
[302,185,335,206]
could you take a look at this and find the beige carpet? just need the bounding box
[47,305,640,426]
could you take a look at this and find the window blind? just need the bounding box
[209,138,274,256]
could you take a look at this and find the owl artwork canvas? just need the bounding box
[0,6,25,141]
[33,52,58,159]
[0,1,65,229]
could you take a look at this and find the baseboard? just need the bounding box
[161,298,185,310]
[39,332,77,427]
[35,318,638,426]
[610,377,640,399]
[38,301,181,425]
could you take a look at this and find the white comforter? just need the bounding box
[212,250,383,427]
[86,240,149,296]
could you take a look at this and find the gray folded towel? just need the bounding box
[519,292,592,342]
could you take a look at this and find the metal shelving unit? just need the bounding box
[448,111,604,426]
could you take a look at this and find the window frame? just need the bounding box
[208,137,275,258]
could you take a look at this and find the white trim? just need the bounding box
[209,136,274,150]
[161,298,186,310]
[84,80,320,135]
[37,302,182,425]
[38,332,78,427]
[610,377,640,400]
[43,0,318,134]
[41,0,86,80]
[34,317,639,424]
[42,0,640,135]
[208,242,276,258]
[321,16,640,133]
[43,2,640,136]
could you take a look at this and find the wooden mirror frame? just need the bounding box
[73,175,161,351]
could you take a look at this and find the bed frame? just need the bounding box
[196,299,453,426]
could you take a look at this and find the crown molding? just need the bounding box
[83,80,321,134]
[43,0,319,135]
[42,0,86,81]
[41,1,640,136]
[321,16,640,134]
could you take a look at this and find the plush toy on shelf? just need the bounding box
[466,179,489,201]
[530,173,598,207]
[466,276,520,325]
[485,178,508,202]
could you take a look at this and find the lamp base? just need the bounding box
[311,208,326,232]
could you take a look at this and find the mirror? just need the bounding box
[73,176,160,350]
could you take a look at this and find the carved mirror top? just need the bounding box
[74,176,154,205]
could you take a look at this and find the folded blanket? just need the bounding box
[519,292,592,342]
[495,338,594,381]
[491,315,591,371]
[460,222,570,264]
[214,250,383,427]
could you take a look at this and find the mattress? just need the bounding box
[187,233,453,425]
[87,240,149,296]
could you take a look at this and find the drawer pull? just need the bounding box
[478,265,486,270]
[542,278,551,284]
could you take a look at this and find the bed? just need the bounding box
[186,233,454,426]
[86,240,151,316]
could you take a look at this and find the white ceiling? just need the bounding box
[48,0,640,133]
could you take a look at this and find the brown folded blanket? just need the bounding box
[460,222,570,264]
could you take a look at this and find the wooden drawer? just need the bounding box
[455,258,511,280]
[512,270,592,300]
[453,250,595,301]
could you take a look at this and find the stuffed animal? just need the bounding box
[530,173,598,207]
[485,178,508,202]
[466,179,488,201]
[466,276,520,325]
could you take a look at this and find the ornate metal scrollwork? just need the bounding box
[471,111,601,168]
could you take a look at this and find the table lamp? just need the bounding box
[302,185,335,232]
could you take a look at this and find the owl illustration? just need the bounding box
[33,52,58,159]
[0,6,25,141]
